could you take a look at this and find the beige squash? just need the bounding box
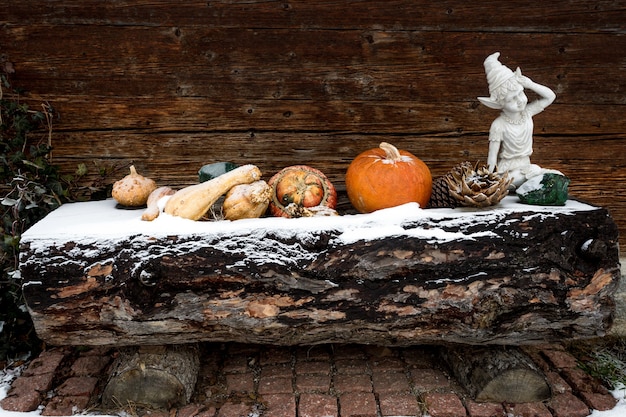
[222,180,271,220]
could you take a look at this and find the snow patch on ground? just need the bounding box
[588,385,626,417]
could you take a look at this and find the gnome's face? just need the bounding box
[501,84,527,113]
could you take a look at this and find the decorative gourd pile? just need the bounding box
[110,142,511,222]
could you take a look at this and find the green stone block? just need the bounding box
[516,173,570,206]
[198,162,238,183]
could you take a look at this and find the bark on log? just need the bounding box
[440,345,551,403]
[19,196,620,347]
[102,344,199,410]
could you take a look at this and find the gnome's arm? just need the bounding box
[516,68,556,115]
[487,123,502,173]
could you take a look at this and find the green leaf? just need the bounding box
[1,197,18,206]
[76,163,88,176]
[22,159,44,170]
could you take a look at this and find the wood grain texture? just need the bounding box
[3,1,624,32]
[1,0,625,251]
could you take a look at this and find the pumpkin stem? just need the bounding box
[129,165,137,175]
[379,142,402,161]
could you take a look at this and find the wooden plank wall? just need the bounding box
[2,1,625,252]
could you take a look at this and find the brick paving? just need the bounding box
[0,343,619,417]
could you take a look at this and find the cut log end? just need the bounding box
[441,345,551,403]
[476,368,551,403]
[102,367,187,409]
[102,345,200,410]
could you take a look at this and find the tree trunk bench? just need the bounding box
[20,196,620,347]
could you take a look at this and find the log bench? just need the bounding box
[19,195,621,407]
[21,195,620,346]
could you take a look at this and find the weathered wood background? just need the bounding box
[2,1,625,251]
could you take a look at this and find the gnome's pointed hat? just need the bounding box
[477,52,516,109]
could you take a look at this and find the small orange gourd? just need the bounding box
[345,142,432,213]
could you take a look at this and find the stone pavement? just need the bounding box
[0,342,619,417]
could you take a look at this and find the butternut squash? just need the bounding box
[164,164,262,220]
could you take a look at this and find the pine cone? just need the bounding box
[446,161,512,207]
[427,176,459,208]
[428,161,512,208]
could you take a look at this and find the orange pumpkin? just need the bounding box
[268,165,337,217]
[345,142,432,213]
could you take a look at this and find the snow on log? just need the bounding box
[19,196,620,346]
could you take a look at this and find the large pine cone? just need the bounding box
[429,162,512,208]
[427,176,459,208]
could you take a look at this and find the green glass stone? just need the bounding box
[198,162,238,183]
[516,173,570,206]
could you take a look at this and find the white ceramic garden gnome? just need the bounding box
[478,52,569,205]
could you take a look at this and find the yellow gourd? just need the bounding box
[164,164,262,220]
[222,180,271,220]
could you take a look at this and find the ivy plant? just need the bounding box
[0,61,67,361]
